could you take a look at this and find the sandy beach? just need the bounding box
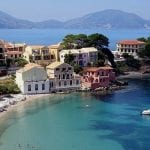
[0,94,52,120]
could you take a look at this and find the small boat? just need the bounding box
[142,109,150,115]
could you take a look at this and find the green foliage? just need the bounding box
[138,43,150,58]
[73,65,83,74]
[64,53,75,66]
[137,36,150,59]
[15,58,28,67]
[137,37,147,42]
[122,53,130,59]
[116,53,141,74]
[116,61,129,74]
[6,58,14,67]
[100,48,116,68]
[137,36,150,43]
[61,33,109,49]
[125,56,141,70]
[61,33,116,68]
[0,77,20,94]
[87,33,109,49]
[93,60,105,67]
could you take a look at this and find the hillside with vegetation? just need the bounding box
[60,33,116,73]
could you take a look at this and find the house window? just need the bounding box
[56,68,59,71]
[76,80,79,85]
[59,82,61,87]
[68,67,72,70]
[35,84,38,91]
[95,79,98,83]
[66,74,70,79]
[50,82,53,88]
[42,84,45,90]
[63,74,65,79]
[28,85,31,91]
[64,81,67,86]
[70,80,72,85]
[62,68,66,71]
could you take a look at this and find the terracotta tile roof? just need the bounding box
[6,51,23,55]
[84,67,100,72]
[84,66,113,72]
[118,40,145,45]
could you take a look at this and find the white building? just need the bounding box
[46,61,81,92]
[117,40,145,58]
[16,63,49,94]
[59,47,98,67]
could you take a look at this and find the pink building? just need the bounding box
[81,66,115,90]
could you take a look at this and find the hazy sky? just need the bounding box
[0,0,150,21]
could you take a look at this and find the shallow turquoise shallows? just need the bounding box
[0,79,150,150]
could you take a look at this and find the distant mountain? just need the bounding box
[0,11,33,28]
[35,20,64,28]
[0,9,150,29]
[64,9,150,29]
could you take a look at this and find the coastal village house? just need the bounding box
[16,63,49,94]
[48,44,60,61]
[4,43,26,59]
[0,40,26,59]
[117,40,145,58]
[59,47,98,67]
[46,61,81,92]
[0,41,6,76]
[0,41,5,65]
[23,45,55,66]
[81,66,115,90]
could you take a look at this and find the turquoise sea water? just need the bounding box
[0,29,150,50]
[0,79,150,150]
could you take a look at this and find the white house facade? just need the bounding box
[117,40,145,58]
[16,63,49,94]
[59,47,98,67]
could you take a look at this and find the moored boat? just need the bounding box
[142,109,150,115]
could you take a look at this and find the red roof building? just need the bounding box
[117,40,145,58]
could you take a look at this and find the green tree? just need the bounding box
[64,53,75,66]
[73,64,83,74]
[87,33,109,49]
[137,37,147,42]
[15,58,28,67]
[138,43,150,58]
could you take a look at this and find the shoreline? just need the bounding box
[117,72,150,80]
[0,72,150,120]
[0,94,51,120]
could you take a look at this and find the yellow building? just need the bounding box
[23,45,55,66]
[48,44,60,61]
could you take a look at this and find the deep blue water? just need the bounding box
[0,29,150,50]
[0,79,150,150]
